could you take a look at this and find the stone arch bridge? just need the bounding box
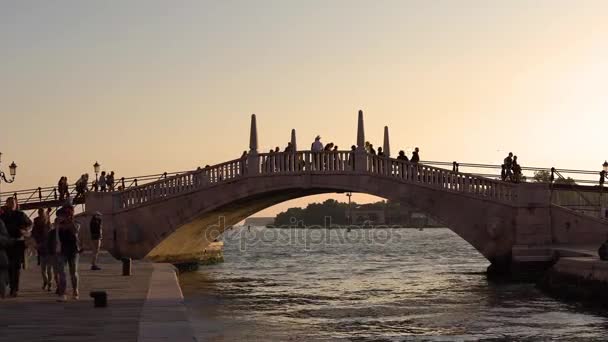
[4,111,607,274]
[77,111,608,274]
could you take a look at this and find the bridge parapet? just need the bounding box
[114,150,518,211]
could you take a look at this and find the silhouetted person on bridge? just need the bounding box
[368,144,376,155]
[106,171,115,191]
[324,143,334,151]
[98,171,107,192]
[397,151,409,179]
[503,153,513,182]
[75,174,89,199]
[377,147,384,157]
[311,136,323,152]
[411,148,420,163]
[397,150,408,162]
[58,177,69,201]
[512,156,522,183]
[500,165,507,181]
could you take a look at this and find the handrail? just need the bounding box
[421,160,602,185]
[0,170,192,208]
[116,151,518,210]
[117,157,245,209]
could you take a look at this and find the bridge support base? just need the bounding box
[487,258,555,281]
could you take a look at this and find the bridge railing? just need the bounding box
[47,151,520,211]
[258,151,353,174]
[118,158,245,209]
[0,170,190,210]
[366,155,516,202]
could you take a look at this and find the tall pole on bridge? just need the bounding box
[291,129,297,151]
[247,114,260,175]
[355,110,367,172]
[383,126,390,158]
[249,114,258,154]
[356,110,365,152]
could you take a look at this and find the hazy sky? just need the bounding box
[1,1,607,215]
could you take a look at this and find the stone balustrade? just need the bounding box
[116,151,517,210]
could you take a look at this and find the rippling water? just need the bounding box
[180,227,608,341]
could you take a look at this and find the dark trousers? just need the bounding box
[7,242,25,294]
[7,261,21,293]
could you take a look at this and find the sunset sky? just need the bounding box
[1,1,607,216]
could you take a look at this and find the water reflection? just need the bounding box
[180,227,608,341]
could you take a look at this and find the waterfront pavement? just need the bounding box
[0,252,196,342]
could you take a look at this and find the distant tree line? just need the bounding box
[273,199,411,227]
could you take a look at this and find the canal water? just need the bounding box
[180,227,608,341]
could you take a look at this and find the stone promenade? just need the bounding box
[0,252,195,342]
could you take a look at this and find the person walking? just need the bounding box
[512,156,522,183]
[311,136,323,152]
[58,177,69,201]
[311,136,323,170]
[0,197,32,297]
[98,171,107,192]
[55,205,81,301]
[75,174,89,199]
[397,150,409,179]
[368,144,376,155]
[503,152,513,182]
[411,147,420,163]
[46,218,61,294]
[89,212,103,271]
[32,208,53,291]
[0,218,13,299]
[106,171,115,191]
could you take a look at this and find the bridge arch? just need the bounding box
[87,158,518,270]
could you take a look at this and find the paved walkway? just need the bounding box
[0,253,155,342]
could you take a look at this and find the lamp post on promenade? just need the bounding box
[0,152,18,204]
[346,192,352,226]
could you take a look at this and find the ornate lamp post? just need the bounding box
[93,161,101,182]
[346,192,352,225]
[0,152,18,203]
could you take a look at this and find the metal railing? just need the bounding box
[0,170,190,210]
[119,159,245,209]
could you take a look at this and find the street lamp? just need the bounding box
[93,161,101,181]
[0,152,18,204]
[346,192,352,225]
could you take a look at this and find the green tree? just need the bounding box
[533,170,551,183]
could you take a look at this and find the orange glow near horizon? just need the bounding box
[1,1,607,216]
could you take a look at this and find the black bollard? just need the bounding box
[90,291,107,307]
[121,257,132,276]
